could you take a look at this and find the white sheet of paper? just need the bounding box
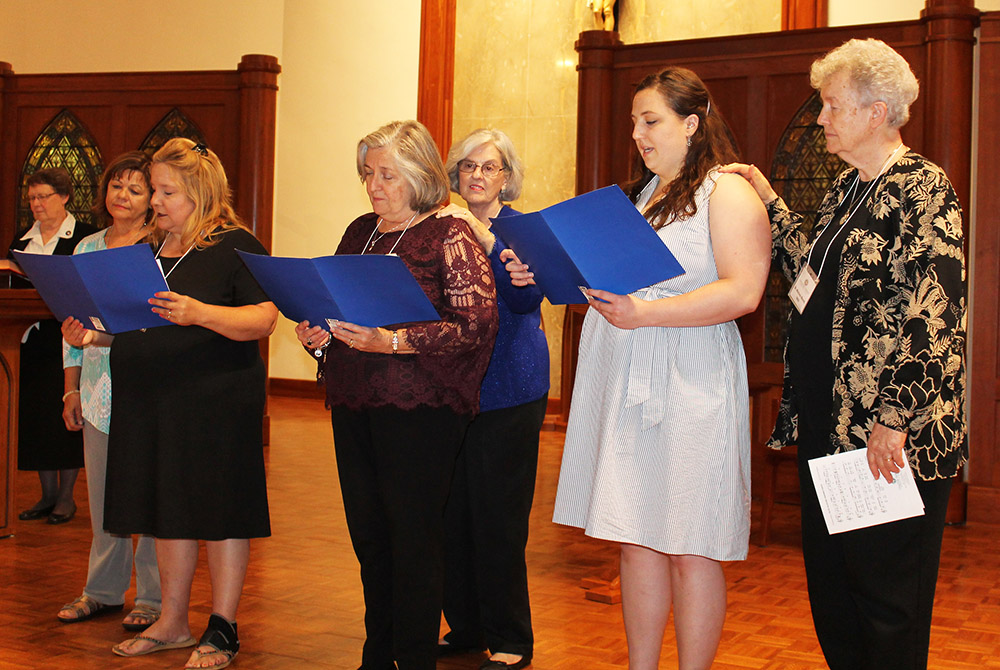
[807,448,925,534]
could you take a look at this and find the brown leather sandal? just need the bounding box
[57,594,124,623]
[122,603,161,631]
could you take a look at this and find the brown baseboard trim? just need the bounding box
[269,377,325,400]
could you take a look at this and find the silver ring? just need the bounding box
[167,310,172,318]
[306,339,313,346]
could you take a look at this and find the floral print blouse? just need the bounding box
[767,151,967,481]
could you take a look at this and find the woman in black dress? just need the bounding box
[63,138,277,669]
[8,167,96,524]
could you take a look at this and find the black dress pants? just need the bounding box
[331,405,471,670]
[797,442,952,670]
[442,395,547,658]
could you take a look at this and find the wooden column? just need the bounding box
[237,54,281,446]
[575,29,621,196]
[968,12,1000,525]
[783,0,828,29]
[920,0,979,213]
[0,61,15,258]
[417,0,456,159]
[236,54,281,251]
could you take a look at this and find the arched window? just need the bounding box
[18,110,104,231]
[764,91,847,361]
[140,108,208,156]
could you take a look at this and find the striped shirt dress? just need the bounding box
[552,171,751,561]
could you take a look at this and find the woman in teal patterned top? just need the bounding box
[58,152,162,631]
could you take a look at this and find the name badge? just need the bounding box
[789,264,819,314]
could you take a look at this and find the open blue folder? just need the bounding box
[237,252,441,328]
[488,185,685,305]
[12,245,169,333]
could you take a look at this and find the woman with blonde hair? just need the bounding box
[64,137,277,669]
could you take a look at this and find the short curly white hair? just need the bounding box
[810,38,919,128]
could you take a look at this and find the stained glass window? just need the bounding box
[18,110,104,231]
[140,108,208,156]
[764,91,848,362]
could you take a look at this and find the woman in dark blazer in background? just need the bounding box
[8,167,96,525]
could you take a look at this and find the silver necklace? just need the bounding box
[362,212,417,255]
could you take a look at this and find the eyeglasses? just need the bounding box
[27,192,59,203]
[457,160,504,177]
[191,143,209,156]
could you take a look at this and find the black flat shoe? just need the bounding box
[438,641,486,657]
[18,504,55,521]
[47,505,76,525]
[479,656,532,670]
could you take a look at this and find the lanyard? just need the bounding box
[154,239,194,282]
[803,144,904,278]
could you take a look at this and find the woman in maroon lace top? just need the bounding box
[296,120,498,670]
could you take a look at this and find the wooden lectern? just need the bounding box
[0,288,51,537]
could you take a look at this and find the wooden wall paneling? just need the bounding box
[417,0,456,159]
[968,12,1000,524]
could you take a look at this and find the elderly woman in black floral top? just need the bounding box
[725,39,966,670]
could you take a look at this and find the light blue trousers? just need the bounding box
[81,421,160,608]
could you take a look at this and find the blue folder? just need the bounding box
[12,245,170,333]
[488,185,685,305]
[237,252,441,328]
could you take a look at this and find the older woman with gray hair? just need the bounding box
[296,120,498,670]
[434,129,548,670]
[725,39,966,669]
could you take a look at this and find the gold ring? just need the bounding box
[349,339,355,348]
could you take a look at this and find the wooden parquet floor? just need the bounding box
[1,395,999,669]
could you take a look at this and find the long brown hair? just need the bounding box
[624,67,739,229]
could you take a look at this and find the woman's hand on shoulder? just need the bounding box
[499,248,535,286]
[584,289,649,330]
[718,163,779,205]
[436,204,496,254]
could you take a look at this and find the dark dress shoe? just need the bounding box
[47,505,76,525]
[18,504,55,521]
[438,641,486,657]
[480,656,532,670]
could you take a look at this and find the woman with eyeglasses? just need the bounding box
[296,120,498,670]
[431,129,548,670]
[7,167,96,525]
[63,138,277,669]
